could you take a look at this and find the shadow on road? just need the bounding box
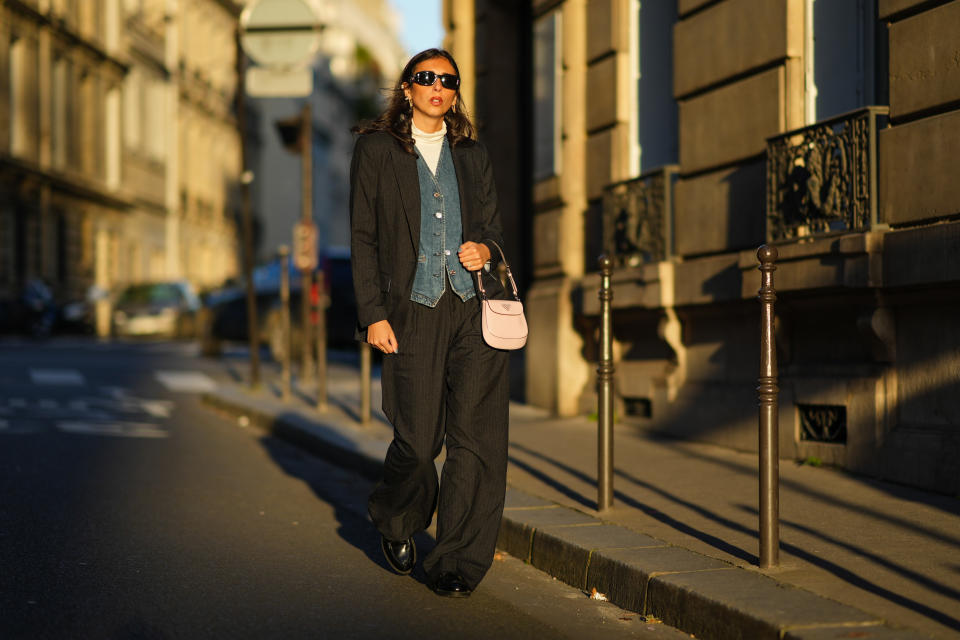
[258,435,437,588]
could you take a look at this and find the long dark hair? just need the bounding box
[353,48,475,155]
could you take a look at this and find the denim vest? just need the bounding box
[409,138,475,307]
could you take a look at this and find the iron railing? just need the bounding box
[602,165,678,267]
[766,106,889,242]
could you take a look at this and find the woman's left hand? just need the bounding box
[458,241,491,272]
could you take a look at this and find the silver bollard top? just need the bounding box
[757,245,778,264]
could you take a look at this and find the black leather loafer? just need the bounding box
[381,536,416,575]
[432,572,472,598]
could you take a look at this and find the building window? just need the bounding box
[104,0,120,52]
[145,76,166,161]
[105,85,121,188]
[52,57,69,169]
[9,36,31,157]
[632,0,678,174]
[805,0,883,123]
[533,10,561,182]
[124,68,142,150]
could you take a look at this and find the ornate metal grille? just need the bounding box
[766,107,888,242]
[798,404,847,444]
[602,165,677,267]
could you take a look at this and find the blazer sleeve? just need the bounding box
[474,142,506,270]
[349,135,388,330]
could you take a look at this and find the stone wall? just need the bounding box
[495,0,960,493]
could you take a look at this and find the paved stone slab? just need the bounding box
[782,624,934,640]
[529,524,600,590]
[504,487,555,509]
[498,506,598,563]
[541,523,666,551]
[585,546,735,614]
[647,569,882,640]
[505,505,599,529]
[530,524,668,591]
[498,517,535,562]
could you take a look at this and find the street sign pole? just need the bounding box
[235,26,261,389]
[300,103,314,383]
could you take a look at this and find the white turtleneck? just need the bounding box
[411,120,447,175]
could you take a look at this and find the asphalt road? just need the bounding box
[0,338,687,639]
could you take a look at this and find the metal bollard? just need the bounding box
[360,342,371,425]
[315,270,328,411]
[301,269,313,382]
[597,255,615,512]
[279,245,292,402]
[757,245,780,568]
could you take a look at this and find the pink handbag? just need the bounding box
[476,241,527,350]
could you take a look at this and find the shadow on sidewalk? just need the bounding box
[667,440,960,546]
[257,434,436,588]
[508,444,757,564]
[736,504,960,633]
[511,441,960,633]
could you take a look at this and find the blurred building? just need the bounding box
[0,0,243,335]
[245,0,405,261]
[447,0,960,494]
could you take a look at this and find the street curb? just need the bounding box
[201,390,384,482]
[200,389,933,640]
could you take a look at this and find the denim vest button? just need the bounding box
[444,250,451,255]
[435,212,442,219]
[434,192,441,198]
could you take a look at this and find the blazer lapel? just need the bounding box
[392,145,421,252]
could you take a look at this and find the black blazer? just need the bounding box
[349,130,506,341]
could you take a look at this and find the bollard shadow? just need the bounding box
[257,434,437,587]
[507,455,595,511]
[736,503,960,632]
[509,442,757,564]
[665,441,960,548]
[512,437,960,633]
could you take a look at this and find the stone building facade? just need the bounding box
[0,0,242,334]
[445,0,960,494]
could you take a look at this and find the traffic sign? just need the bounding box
[246,66,312,98]
[240,0,320,67]
[293,221,318,271]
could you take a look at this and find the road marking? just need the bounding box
[57,421,168,439]
[140,400,173,418]
[9,398,26,408]
[155,371,217,393]
[38,399,58,410]
[30,369,84,386]
[0,420,41,435]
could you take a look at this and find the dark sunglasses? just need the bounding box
[409,70,459,90]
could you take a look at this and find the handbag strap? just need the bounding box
[474,240,520,302]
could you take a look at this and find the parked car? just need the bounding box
[112,280,201,339]
[200,250,356,358]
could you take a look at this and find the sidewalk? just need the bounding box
[202,354,959,640]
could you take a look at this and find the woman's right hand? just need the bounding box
[367,319,398,354]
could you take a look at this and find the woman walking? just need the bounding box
[350,48,510,598]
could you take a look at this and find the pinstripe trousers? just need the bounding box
[368,286,510,589]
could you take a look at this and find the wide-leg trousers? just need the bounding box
[368,288,509,589]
